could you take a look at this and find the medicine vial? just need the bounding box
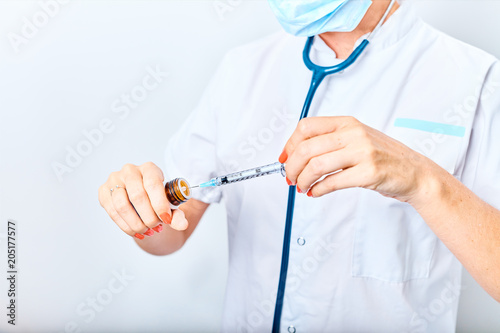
[164,178,192,208]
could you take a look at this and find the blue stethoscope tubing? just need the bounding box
[270,37,370,333]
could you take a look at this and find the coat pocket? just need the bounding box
[351,119,464,282]
[352,191,438,282]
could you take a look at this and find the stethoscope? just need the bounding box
[271,1,396,332]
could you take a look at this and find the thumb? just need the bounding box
[170,209,189,231]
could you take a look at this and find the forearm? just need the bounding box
[410,163,500,301]
[135,199,209,256]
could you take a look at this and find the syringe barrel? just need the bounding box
[217,162,285,186]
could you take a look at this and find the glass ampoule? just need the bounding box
[164,178,192,209]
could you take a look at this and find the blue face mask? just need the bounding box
[268,0,373,37]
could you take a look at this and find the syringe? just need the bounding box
[191,162,285,188]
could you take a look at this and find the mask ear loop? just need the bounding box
[367,0,397,42]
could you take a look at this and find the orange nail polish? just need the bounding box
[144,229,154,236]
[286,177,292,186]
[307,191,313,198]
[160,213,172,225]
[134,233,145,240]
[279,150,288,164]
[152,224,163,233]
[297,187,302,194]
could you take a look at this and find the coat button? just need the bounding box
[297,237,306,246]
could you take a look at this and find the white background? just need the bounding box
[0,1,499,332]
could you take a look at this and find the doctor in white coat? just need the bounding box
[98,1,500,332]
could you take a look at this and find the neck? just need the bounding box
[319,0,400,59]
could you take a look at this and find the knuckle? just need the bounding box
[121,163,136,173]
[347,116,359,124]
[365,161,379,180]
[108,171,119,182]
[109,212,122,223]
[123,228,135,237]
[325,176,336,189]
[143,219,159,228]
[362,139,378,160]
[143,177,163,190]
[367,144,378,160]
[341,115,358,127]
[310,185,323,198]
[297,118,311,135]
[325,176,336,190]
[152,201,170,217]
[351,125,367,139]
[142,161,156,169]
[309,157,324,175]
[122,173,133,184]
[119,225,138,237]
[129,191,148,205]
[113,197,130,212]
[296,142,310,158]
[126,219,146,233]
[131,225,147,234]
[141,162,165,180]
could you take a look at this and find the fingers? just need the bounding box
[307,165,365,198]
[280,117,369,194]
[280,116,416,200]
[295,148,359,193]
[170,209,189,231]
[123,168,161,230]
[280,116,357,163]
[98,185,136,237]
[112,185,150,234]
[285,131,349,185]
[141,163,172,225]
[99,162,188,239]
[99,164,159,238]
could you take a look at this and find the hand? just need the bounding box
[98,162,189,240]
[280,116,433,202]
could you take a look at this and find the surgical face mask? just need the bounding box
[268,0,373,37]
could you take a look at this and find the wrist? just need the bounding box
[407,162,447,212]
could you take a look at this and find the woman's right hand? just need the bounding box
[98,162,189,240]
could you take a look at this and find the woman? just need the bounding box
[99,1,500,331]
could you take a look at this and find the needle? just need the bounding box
[190,185,200,189]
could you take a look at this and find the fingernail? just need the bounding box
[297,186,302,194]
[286,177,291,186]
[152,224,163,233]
[279,150,288,164]
[160,213,172,225]
[307,191,313,198]
[134,233,145,240]
[144,229,154,236]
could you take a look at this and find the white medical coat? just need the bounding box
[165,3,500,332]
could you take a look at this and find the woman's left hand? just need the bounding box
[280,116,436,202]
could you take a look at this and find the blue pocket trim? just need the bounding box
[394,118,466,138]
